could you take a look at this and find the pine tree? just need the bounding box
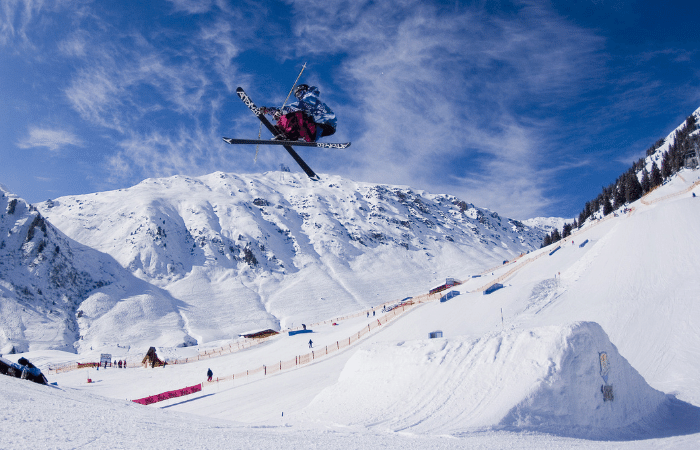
[603,194,613,216]
[613,181,626,210]
[562,223,572,238]
[551,228,561,243]
[640,168,651,193]
[661,151,673,179]
[542,234,552,247]
[625,172,643,203]
[651,161,662,187]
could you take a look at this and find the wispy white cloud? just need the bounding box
[18,127,83,152]
[12,0,693,218]
[283,0,605,218]
[165,0,217,15]
[198,19,243,93]
[0,0,85,48]
[0,0,42,47]
[55,3,266,189]
[57,30,88,57]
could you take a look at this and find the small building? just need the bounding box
[238,329,279,339]
[684,150,699,169]
[141,347,165,368]
[428,331,443,339]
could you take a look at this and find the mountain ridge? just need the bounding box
[1,172,547,354]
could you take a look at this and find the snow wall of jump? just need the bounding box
[302,321,673,439]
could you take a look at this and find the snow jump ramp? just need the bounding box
[303,321,700,440]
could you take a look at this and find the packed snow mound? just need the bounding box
[303,322,674,439]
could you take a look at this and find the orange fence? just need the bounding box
[193,296,433,362]
[49,360,137,374]
[202,292,441,388]
[641,179,700,205]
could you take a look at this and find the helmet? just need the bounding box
[294,84,309,98]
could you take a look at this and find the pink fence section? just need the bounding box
[132,383,202,405]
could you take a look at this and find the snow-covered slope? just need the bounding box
[28,172,544,352]
[5,170,700,448]
[0,186,194,354]
[301,322,676,439]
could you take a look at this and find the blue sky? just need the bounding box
[1,0,699,219]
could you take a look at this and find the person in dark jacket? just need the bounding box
[308,339,313,348]
[207,368,213,382]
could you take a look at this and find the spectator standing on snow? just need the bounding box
[308,339,313,348]
[207,368,213,382]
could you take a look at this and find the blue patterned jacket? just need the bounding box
[280,86,337,129]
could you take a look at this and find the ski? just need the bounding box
[222,137,351,149]
[236,87,320,181]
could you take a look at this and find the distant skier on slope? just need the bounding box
[260,84,337,143]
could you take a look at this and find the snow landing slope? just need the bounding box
[301,322,690,440]
[33,172,544,352]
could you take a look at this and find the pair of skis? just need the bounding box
[224,87,350,180]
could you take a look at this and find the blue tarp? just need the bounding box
[483,283,504,295]
[579,239,589,248]
[288,329,313,336]
[549,246,561,256]
[440,291,460,302]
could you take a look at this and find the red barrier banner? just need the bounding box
[133,383,202,405]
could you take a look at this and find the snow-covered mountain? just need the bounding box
[0,186,195,355]
[523,216,573,235]
[1,173,546,354]
[641,105,700,173]
[0,186,91,353]
[6,167,700,448]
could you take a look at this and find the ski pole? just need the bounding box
[281,62,307,110]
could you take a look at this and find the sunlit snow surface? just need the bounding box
[3,170,700,448]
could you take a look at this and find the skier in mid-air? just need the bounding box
[260,84,337,143]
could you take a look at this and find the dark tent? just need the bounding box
[0,356,48,385]
[141,347,165,368]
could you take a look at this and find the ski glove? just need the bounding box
[261,107,281,120]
